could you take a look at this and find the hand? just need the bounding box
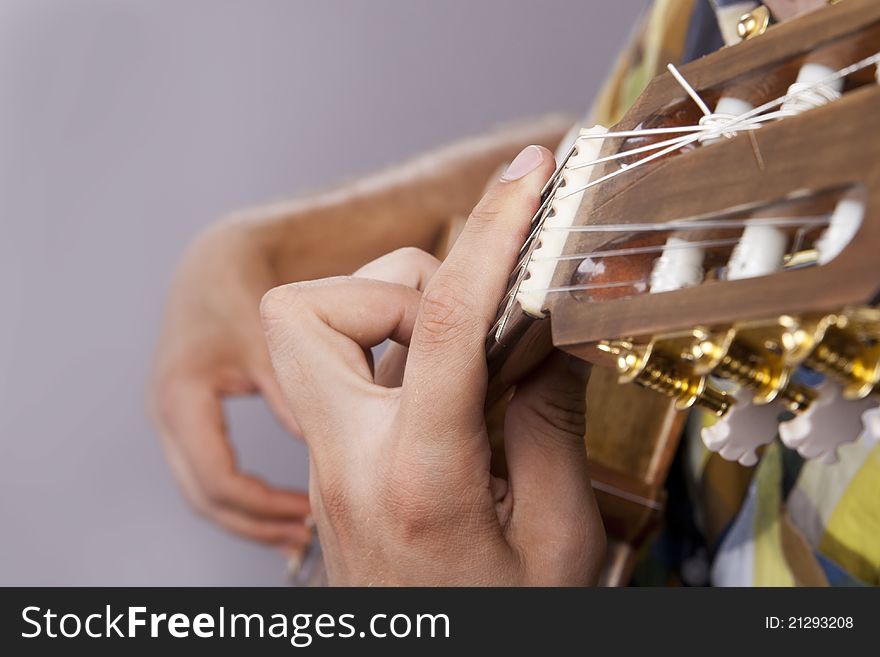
[150,222,311,553]
[261,146,605,585]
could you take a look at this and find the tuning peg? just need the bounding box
[860,405,880,446]
[816,194,864,266]
[649,236,706,293]
[779,380,875,465]
[736,5,770,42]
[727,224,788,281]
[701,388,782,466]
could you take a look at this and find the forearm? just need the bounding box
[222,113,574,283]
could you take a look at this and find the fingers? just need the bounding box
[402,146,556,444]
[353,246,440,290]
[502,352,605,582]
[211,507,312,547]
[353,247,441,388]
[260,277,422,434]
[153,377,312,545]
[163,381,311,517]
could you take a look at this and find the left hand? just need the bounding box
[260,145,605,585]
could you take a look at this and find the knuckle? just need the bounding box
[417,275,475,347]
[382,495,433,541]
[386,496,444,544]
[259,284,303,324]
[379,466,482,543]
[376,469,435,540]
[468,196,505,234]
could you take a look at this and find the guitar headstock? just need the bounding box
[497,0,880,464]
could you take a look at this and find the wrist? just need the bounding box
[207,210,284,280]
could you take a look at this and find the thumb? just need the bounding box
[503,352,605,582]
[400,145,556,456]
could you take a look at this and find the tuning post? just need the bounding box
[596,339,638,358]
[804,318,880,400]
[713,342,815,412]
[611,340,734,417]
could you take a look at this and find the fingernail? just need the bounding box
[501,145,544,181]
[285,550,304,579]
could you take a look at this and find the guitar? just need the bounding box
[485,0,880,585]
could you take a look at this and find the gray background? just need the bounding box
[0,0,644,585]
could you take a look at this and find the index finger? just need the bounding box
[261,277,422,436]
[401,146,555,441]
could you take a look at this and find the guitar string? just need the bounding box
[515,218,835,298]
[541,215,831,233]
[508,128,730,275]
[525,227,822,296]
[557,51,880,201]
[495,143,831,335]
[492,144,582,339]
[501,130,709,322]
[496,218,827,314]
[532,238,751,263]
[541,279,648,295]
[516,63,793,267]
[519,216,830,293]
[492,52,880,340]
[519,172,568,255]
[510,215,829,277]
[666,62,712,115]
[566,132,712,171]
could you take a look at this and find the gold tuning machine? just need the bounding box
[603,339,734,417]
[599,308,880,418]
[689,320,817,413]
[805,310,880,399]
[736,5,771,41]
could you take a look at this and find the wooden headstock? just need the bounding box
[542,0,880,416]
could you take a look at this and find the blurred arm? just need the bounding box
[227,113,574,280]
